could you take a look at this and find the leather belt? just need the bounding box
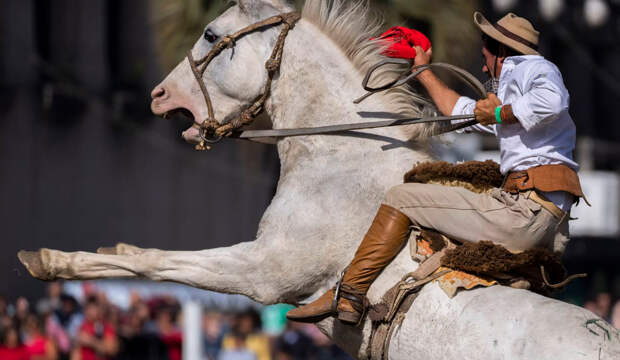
[524,190,566,220]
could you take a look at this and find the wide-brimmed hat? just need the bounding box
[474,12,539,56]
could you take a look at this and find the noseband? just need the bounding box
[186,11,301,151]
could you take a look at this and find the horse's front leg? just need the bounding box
[18,241,285,304]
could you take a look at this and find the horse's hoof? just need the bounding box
[96,247,117,255]
[17,250,53,281]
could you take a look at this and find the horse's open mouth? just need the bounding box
[162,107,202,144]
[164,108,195,126]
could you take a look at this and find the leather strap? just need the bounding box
[237,114,476,139]
[526,190,565,220]
[503,164,588,204]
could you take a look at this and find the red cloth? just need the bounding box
[0,346,29,360]
[374,26,431,59]
[24,336,47,358]
[78,321,116,360]
[160,331,182,360]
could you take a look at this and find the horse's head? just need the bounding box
[150,0,292,143]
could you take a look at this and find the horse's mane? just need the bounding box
[301,0,439,139]
[234,0,440,139]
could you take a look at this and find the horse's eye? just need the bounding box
[204,29,218,43]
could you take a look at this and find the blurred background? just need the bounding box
[0,0,619,359]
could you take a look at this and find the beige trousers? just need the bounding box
[384,183,570,254]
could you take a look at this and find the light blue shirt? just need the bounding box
[451,55,578,212]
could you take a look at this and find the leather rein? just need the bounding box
[186,11,486,151]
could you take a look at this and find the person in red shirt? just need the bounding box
[0,325,28,360]
[154,305,182,360]
[22,314,57,360]
[71,297,118,360]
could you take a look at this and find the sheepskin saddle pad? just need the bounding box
[402,160,568,294]
[404,159,503,194]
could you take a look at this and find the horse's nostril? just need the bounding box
[151,86,166,100]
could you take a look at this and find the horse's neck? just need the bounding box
[261,20,434,300]
[267,20,434,170]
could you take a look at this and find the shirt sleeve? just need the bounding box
[451,96,496,134]
[511,62,569,131]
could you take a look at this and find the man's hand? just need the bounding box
[475,93,502,125]
[413,46,432,69]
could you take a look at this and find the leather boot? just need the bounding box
[286,204,411,324]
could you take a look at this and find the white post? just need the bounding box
[182,301,203,360]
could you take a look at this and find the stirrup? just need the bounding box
[332,268,369,326]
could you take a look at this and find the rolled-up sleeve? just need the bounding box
[451,96,496,134]
[511,64,569,131]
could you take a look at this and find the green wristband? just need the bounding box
[495,106,503,123]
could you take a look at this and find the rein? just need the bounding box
[186,12,486,150]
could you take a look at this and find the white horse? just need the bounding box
[18,1,620,358]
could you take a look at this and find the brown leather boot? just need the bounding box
[286,204,411,324]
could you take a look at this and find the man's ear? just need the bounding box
[499,44,512,62]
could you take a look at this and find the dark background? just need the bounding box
[1,0,619,304]
[0,0,280,300]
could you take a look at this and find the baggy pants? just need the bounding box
[383,183,570,253]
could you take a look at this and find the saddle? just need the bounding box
[366,160,585,360]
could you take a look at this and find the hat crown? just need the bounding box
[473,11,540,55]
[497,13,539,44]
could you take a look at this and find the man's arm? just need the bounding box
[413,46,496,134]
[510,62,568,131]
[413,46,460,116]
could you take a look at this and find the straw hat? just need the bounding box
[474,12,540,56]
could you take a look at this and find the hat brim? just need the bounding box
[474,11,539,56]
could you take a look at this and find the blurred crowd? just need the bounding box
[3,281,618,360]
[0,282,352,360]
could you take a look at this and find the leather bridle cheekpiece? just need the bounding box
[186,11,301,150]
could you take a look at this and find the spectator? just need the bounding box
[15,297,30,326]
[300,324,353,360]
[40,302,71,357]
[273,322,314,360]
[0,324,28,360]
[220,309,270,360]
[117,300,168,360]
[22,314,58,360]
[37,283,63,316]
[0,296,12,334]
[71,296,118,360]
[154,304,182,360]
[53,294,83,339]
[203,311,226,360]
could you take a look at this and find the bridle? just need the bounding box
[186,11,301,151]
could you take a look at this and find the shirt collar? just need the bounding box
[499,55,543,80]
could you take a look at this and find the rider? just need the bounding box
[287,12,586,325]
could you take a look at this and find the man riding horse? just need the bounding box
[287,12,586,325]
